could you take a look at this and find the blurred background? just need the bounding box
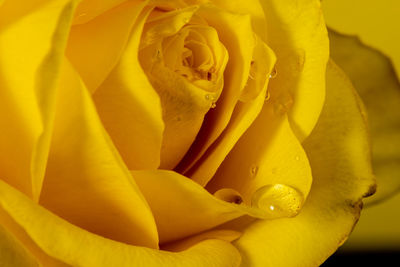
[321,0,400,264]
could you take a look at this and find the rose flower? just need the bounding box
[0,0,376,266]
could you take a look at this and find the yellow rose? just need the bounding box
[0,0,376,266]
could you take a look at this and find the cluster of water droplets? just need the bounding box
[205,94,217,108]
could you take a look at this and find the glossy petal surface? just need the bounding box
[39,60,159,248]
[0,179,241,267]
[259,0,329,140]
[0,0,77,200]
[233,61,375,266]
[329,30,400,204]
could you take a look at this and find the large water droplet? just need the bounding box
[265,90,271,101]
[269,67,277,79]
[251,184,304,218]
[214,188,243,204]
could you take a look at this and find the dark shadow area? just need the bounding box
[321,249,400,266]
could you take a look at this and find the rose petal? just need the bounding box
[162,229,242,252]
[66,0,147,93]
[328,30,400,204]
[132,169,301,244]
[138,6,228,169]
[0,0,77,200]
[177,4,256,173]
[233,60,375,266]
[0,179,241,266]
[0,223,39,267]
[39,59,159,248]
[209,0,268,41]
[93,6,165,170]
[185,36,276,186]
[72,0,127,25]
[322,0,400,80]
[206,101,312,209]
[259,0,329,141]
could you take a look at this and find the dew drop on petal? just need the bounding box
[269,67,277,79]
[251,184,304,218]
[214,188,243,205]
[211,102,217,108]
[265,90,271,101]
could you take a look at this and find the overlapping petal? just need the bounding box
[0,179,241,267]
[206,100,312,209]
[233,61,375,266]
[39,59,159,248]
[93,5,165,170]
[177,4,258,173]
[0,223,39,267]
[0,0,77,200]
[258,0,329,141]
[67,0,147,93]
[185,37,276,185]
[72,0,127,25]
[132,169,303,245]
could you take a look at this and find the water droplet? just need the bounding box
[251,184,304,218]
[214,188,243,205]
[250,164,258,177]
[183,17,190,24]
[77,12,87,18]
[269,67,277,79]
[205,94,211,100]
[249,60,256,80]
[273,93,294,115]
[265,91,271,101]
[211,102,217,108]
[295,156,300,161]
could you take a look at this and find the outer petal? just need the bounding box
[72,0,126,24]
[322,0,400,80]
[67,0,146,93]
[93,5,164,170]
[233,61,375,266]
[328,30,400,204]
[341,190,400,250]
[39,60,159,248]
[0,0,77,201]
[0,179,241,267]
[259,0,329,140]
